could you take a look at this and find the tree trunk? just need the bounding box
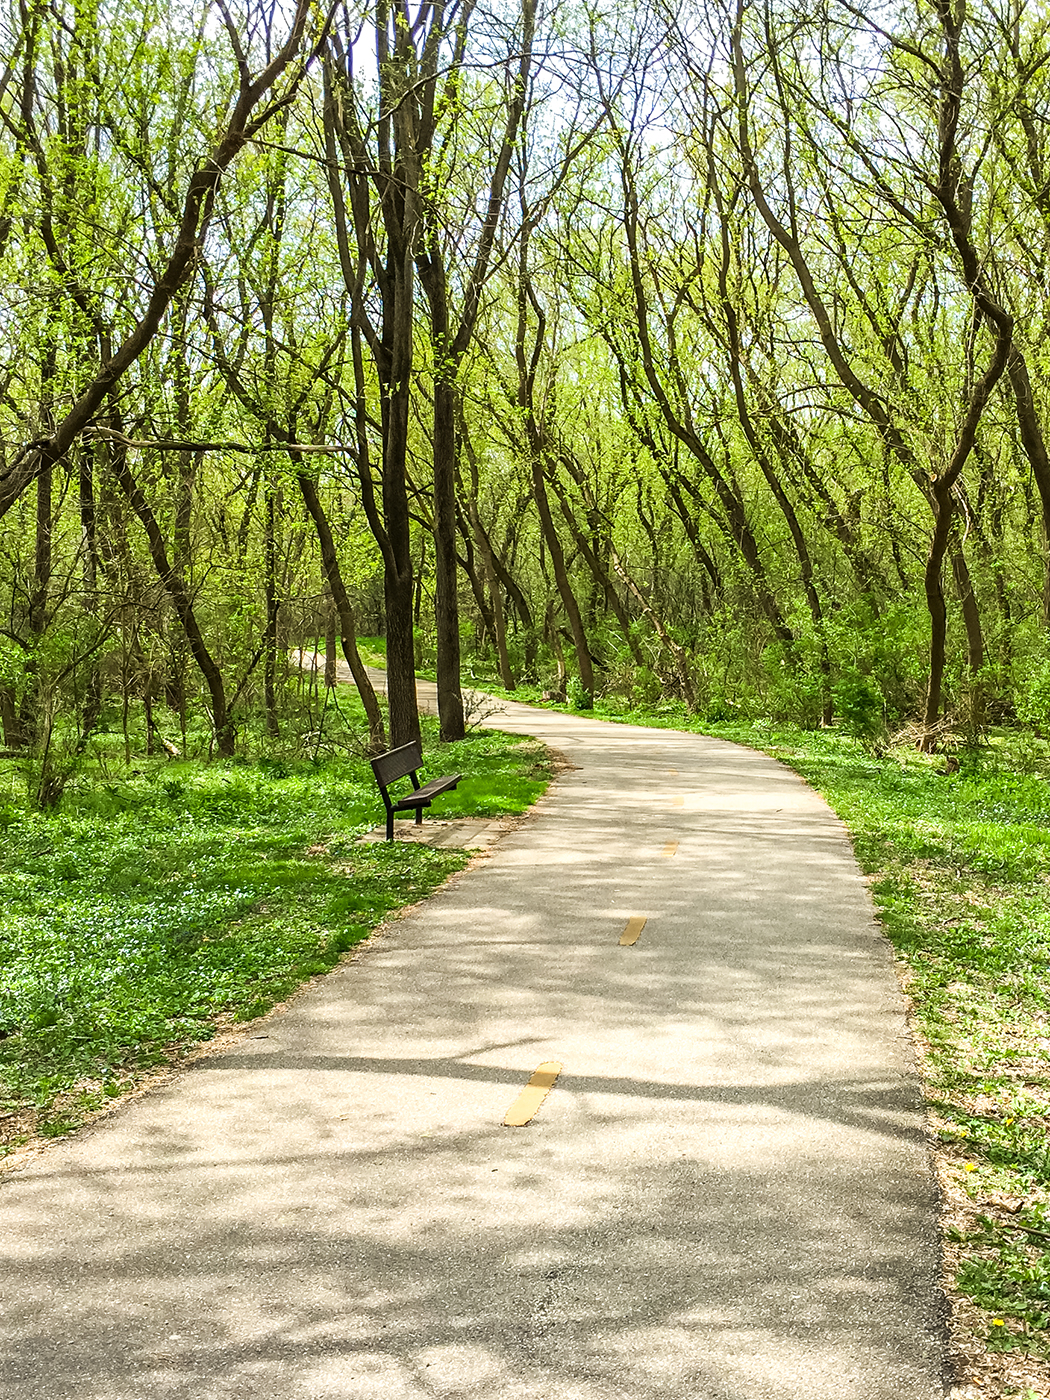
[324,595,337,690]
[1007,346,1050,612]
[263,480,280,737]
[321,32,421,751]
[467,498,515,688]
[430,376,465,739]
[413,0,534,738]
[108,444,235,757]
[78,445,102,743]
[532,462,594,696]
[296,470,386,752]
[922,498,954,742]
[29,460,52,636]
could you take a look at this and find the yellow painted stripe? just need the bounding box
[667,768,678,775]
[662,841,679,857]
[503,1061,562,1127]
[619,915,647,946]
[670,795,684,807]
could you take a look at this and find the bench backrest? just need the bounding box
[371,740,422,791]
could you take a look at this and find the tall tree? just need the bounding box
[415,0,536,739]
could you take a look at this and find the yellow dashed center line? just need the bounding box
[619,915,647,947]
[503,1062,562,1127]
[662,841,679,857]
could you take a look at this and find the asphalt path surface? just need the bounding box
[0,677,947,1398]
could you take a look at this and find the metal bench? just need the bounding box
[369,740,462,841]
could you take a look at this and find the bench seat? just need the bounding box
[370,740,461,840]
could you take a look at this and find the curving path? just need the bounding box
[0,681,947,1398]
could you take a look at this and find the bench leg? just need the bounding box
[415,806,423,826]
[386,809,394,841]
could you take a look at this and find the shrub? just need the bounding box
[1017,659,1050,735]
[567,675,593,710]
[833,668,887,745]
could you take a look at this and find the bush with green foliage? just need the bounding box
[567,675,593,710]
[1017,658,1050,735]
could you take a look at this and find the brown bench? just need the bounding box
[370,740,462,841]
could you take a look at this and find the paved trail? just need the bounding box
[0,682,946,1399]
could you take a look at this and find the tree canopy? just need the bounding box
[2,0,1049,784]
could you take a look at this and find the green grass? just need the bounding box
[0,712,551,1147]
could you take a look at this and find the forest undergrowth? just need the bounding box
[0,693,551,1159]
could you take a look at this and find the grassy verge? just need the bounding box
[0,713,551,1155]
[477,677,1050,1395]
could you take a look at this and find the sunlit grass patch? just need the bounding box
[0,715,551,1150]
